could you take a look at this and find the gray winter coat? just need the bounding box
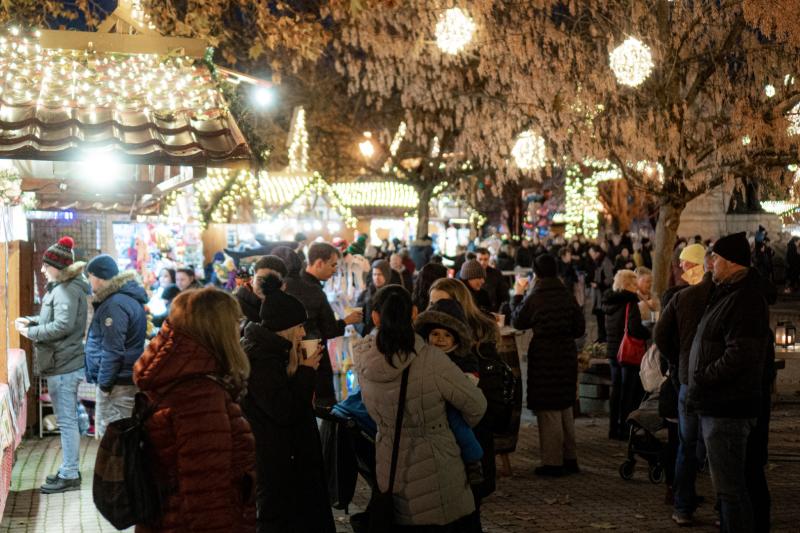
[26,262,90,377]
[354,334,487,526]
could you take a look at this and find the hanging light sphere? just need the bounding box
[765,84,776,98]
[609,37,654,87]
[787,103,800,136]
[511,130,546,170]
[435,7,476,55]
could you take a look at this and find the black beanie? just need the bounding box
[712,232,751,267]
[253,255,288,278]
[259,274,308,331]
[271,246,302,275]
[534,254,558,278]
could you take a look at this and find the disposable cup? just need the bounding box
[301,339,321,359]
[492,313,506,328]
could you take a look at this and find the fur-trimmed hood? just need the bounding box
[414,307,473,359]
[56,261,87,283]
[92,270,147,304]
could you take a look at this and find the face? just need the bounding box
[42,264,61,283]
[313,256,339,281]
[476,253,490,269]
[253,268,281,300]
[561,251,572,263]
[429,288,451,305]
[588,249,598,261]
[389,255,402,270]
[466,278,485,291]
[175,272,193,291]
[712,253,740,283]
[428,328,457,352]
[679,259,698,273]
[158,269,172,287]
[372,268,386,288]
[87,272,105,293]
[637,274,652,295]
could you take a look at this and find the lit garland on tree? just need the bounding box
[435,7,476,55]
[564,160,620,238]
[511,130,546,170]
[609,37,654,87]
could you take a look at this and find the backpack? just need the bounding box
[93,374,225,530]
[476,350,517,433]
[639,344,666,393]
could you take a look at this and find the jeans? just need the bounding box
[674,384,702,514]
[701,416,756,533]
[95,385,137,438]
[609,360,645,436]
[47,368,84,480]
[446,405,483,463]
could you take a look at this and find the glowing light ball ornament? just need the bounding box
[435,7,476,55]
[609,37,654,87]
[511,130,546,170]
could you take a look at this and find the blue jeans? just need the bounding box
[674,384,702,514]
[47,368,84,480]
[701,416,756,533]
[446,405,483,463]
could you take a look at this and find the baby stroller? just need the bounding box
[618,392,668,484]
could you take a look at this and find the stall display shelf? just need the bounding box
[0,349,30,520]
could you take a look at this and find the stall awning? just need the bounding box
[0,28,250,168]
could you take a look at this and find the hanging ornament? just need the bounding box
[511,130,546,170]
[765,84,776,98]
[609,37,654,87]
[435,7,476,55]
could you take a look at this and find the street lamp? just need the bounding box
[359,132,375,158]
[435,7,475,55]
[253,86,275,108]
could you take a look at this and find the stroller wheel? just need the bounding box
[648,464,664,484]
[619,460,635,480]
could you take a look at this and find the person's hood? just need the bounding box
[54,262,90,295]
[241,321,292,364]
[681,264,706,286]
[134,321,223,392]
[353,332,421,384]
[414,309,473,359]
[93,270,148,304]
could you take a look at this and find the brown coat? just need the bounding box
[133,322,256,533]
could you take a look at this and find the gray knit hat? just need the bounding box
[459,259,486,281]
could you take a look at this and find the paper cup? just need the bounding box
[492,313,506,328]
[301,339,321,358]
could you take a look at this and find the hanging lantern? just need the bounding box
[609,37,654,87]
[775,322,796,348]
[435,7,476,55]
[511,130,546,170]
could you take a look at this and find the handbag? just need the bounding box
[367,365,411,533]
[616,303,647,366]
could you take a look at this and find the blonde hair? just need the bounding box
[634,266,652,278]
[613,270,638,292]
[277,325,304,377]
[168,288,250,388]
[429,278,499,344]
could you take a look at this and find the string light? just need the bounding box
[564,160,620,238]
[359,131,375,159]
[761,200,799,215]
[511,130,546,170]
[765,84,776,98]
[786,103,800,136]
[288,107,309,172]
[435,7,476,55]
[609,37,654,87]
[331,182,419,208]
[382,121,407,173]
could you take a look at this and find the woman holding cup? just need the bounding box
[240,274,335,533]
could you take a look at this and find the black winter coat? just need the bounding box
[687,269,771,419]
[511,277,586,411]
[483,266,510,313]
[467,285,493,315]
[602,289,650,364]
[234,283,262,327]
[654,272,715,385]
[240,323,335,533]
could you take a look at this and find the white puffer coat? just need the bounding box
[354,334,487,526]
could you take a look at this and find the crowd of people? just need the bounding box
[14,223,787,532]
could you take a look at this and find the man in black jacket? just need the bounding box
[476,247,510,313]
[294,243,362,406]
[234,255,288,327]
[687,232,770,533]
[654,251,715,526]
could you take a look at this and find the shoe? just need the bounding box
[45,472,81,485]
[671,512,693,527]
[564,459,580,474]
[40,476,81,494]
[465,461,485,486]
[534,465,566,477]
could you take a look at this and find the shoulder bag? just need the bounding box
[616,303,647,366]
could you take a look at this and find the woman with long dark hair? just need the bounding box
[412,262,448,311]
[354,285,486,531]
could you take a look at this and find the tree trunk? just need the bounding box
[652,202,685,299]
[415,183,434,239]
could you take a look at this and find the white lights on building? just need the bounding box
[435,7,476,55]
[609,37,654,87]
[511,130,546,170]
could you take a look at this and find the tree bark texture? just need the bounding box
[652,202,685,299]
[415,183,433,239]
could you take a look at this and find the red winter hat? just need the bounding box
[43,236,75,270]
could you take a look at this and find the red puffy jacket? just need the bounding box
[133,322,256,532]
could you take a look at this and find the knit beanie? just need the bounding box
[86,254,119,280]
[43,236,76,270]
[459,259,486,281]
[679,243,706,266]
[271,246,302,276]
[533,254,558,278]
[259,274,308,331]
[371,260,392,283]
[712,232,751,267]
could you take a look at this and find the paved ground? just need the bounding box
[2,403,799,532]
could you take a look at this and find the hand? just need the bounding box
[300,345,323,370]
[344,310,363,325]
[14,318,29,332]
[514,278,529,296]
[590,282,598,289]
[17,327,29,339]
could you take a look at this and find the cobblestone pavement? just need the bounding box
[2,404,800,532]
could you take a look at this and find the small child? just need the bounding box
[414,299,484,485]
